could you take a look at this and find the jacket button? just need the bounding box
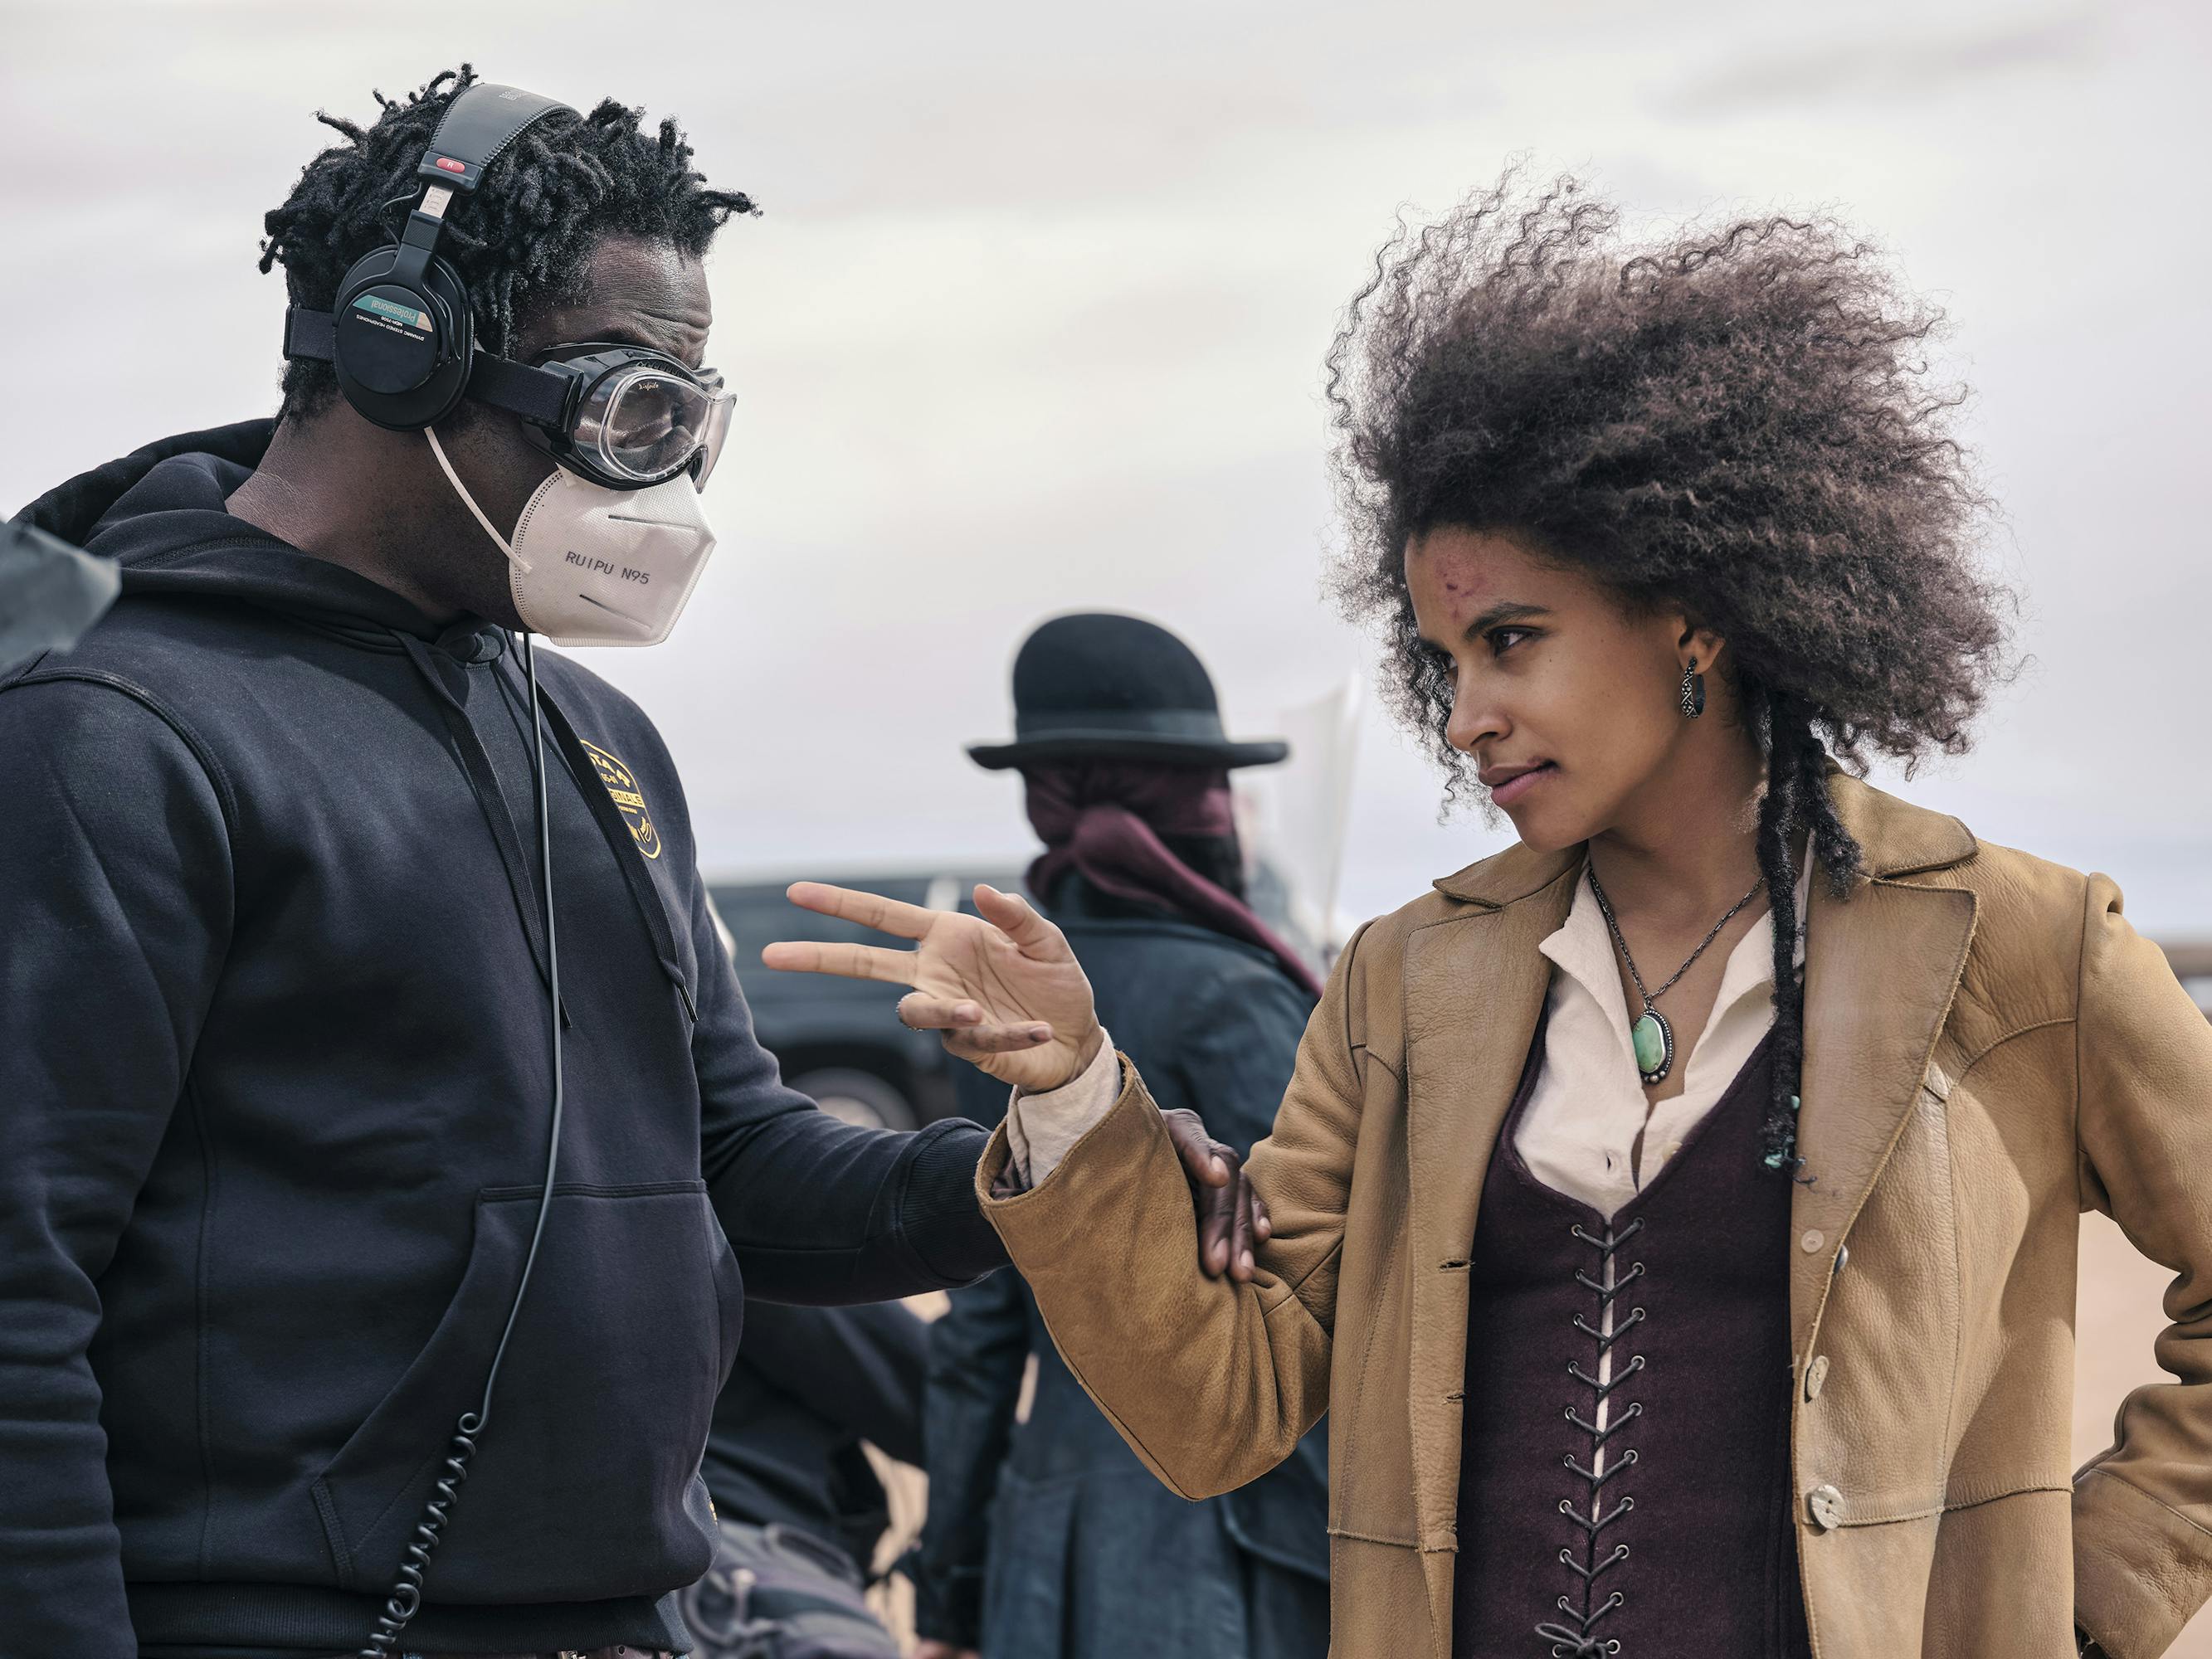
[1805,1355,1830,1400]
[1800,1228,1826,1254]
[1833,1242,1850,1275]
[1807,1483,1844,1530]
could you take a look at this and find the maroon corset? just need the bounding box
[1451,1024,1813,1659]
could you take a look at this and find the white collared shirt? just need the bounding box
[1004,862,1810,1214]
[1518,861,1809,1219]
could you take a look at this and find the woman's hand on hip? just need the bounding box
[763,882,1104,1092]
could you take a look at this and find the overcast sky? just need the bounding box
[5,0,2208,937]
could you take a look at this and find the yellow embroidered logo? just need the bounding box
[580,740,661,860]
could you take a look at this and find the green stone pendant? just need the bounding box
[1631,1005,1674,1085]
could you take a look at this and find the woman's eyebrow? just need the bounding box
[1462,601,1548,640]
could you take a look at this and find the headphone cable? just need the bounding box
[358,630,567,1657]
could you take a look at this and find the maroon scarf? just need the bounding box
[1022,761,1324,1000]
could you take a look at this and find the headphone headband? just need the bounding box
[389,83,574,290]
[417,82,574,194]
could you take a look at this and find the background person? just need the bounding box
[769,175,2212,1658]
[683,1299,928,1659]
[911,613,1329,1659]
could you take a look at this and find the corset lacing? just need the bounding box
[1535,1217,1648,1658]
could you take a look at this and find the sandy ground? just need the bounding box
[861,1220,2207,1654]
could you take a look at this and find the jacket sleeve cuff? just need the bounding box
[898,1117,1011,1285]
[2073,1466,2212,1657]
[975,1053,1158,1233]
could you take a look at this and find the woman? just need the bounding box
[913,611,1329,1659]
[767,178,2212,1658]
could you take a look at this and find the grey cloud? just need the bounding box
[1659,10,2104,117]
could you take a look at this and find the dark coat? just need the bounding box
[916,876,1328,1659]
[0,425,1003,1659]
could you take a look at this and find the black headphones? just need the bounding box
[283,81,575,432]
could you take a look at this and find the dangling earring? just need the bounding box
[1679,656,1706,719]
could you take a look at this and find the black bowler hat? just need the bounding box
[967,612,1290,771]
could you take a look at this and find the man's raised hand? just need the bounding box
[763,882,1104,1093]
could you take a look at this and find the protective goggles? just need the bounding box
[479,341,731,491]
[280,306,729,492]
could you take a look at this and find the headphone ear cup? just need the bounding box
[329,249,475,431]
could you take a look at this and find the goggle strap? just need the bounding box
[281,306,338,364]
[466,353,576,429]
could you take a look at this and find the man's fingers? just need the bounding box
[897,993,984,1031]
[1160,1107,1258,1279]
[1159,1108,1230,1187]
[1230,1176,1259,1281]
[973,883,1066,957]
[1196,1175,1234,1277]
[760,938,918,985]
[1191,1141,1242,1278]
[1252,1188,1273,1242]
[944,1022,1056,1057]
[785,881,936,941]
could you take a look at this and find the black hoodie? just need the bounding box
[1,422,1004,1658]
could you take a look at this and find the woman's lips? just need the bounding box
[1488,762,1557,808]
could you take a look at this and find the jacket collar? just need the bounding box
[1425,772,1976,906]
[1823,771,1977,880]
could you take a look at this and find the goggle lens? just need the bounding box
[518,344,728,489]
[573,361,728,488]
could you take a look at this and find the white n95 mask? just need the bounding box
[427,429,719,647]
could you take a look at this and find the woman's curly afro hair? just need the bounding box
[1326,169,2014,1178]
[260,65,757,420]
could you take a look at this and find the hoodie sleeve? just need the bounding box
[685,875,1008,1302]
[0,674,234,1659]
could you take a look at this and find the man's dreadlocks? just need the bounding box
[259,66,756,421]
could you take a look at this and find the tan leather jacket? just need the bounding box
[978,779,2212,1658]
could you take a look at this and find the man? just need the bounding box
[0,69,1250,1659]
[910,615,1330,1659]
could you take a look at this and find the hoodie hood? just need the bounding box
[13,419,465,644]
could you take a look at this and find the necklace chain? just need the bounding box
[1585,864,1765,1010]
